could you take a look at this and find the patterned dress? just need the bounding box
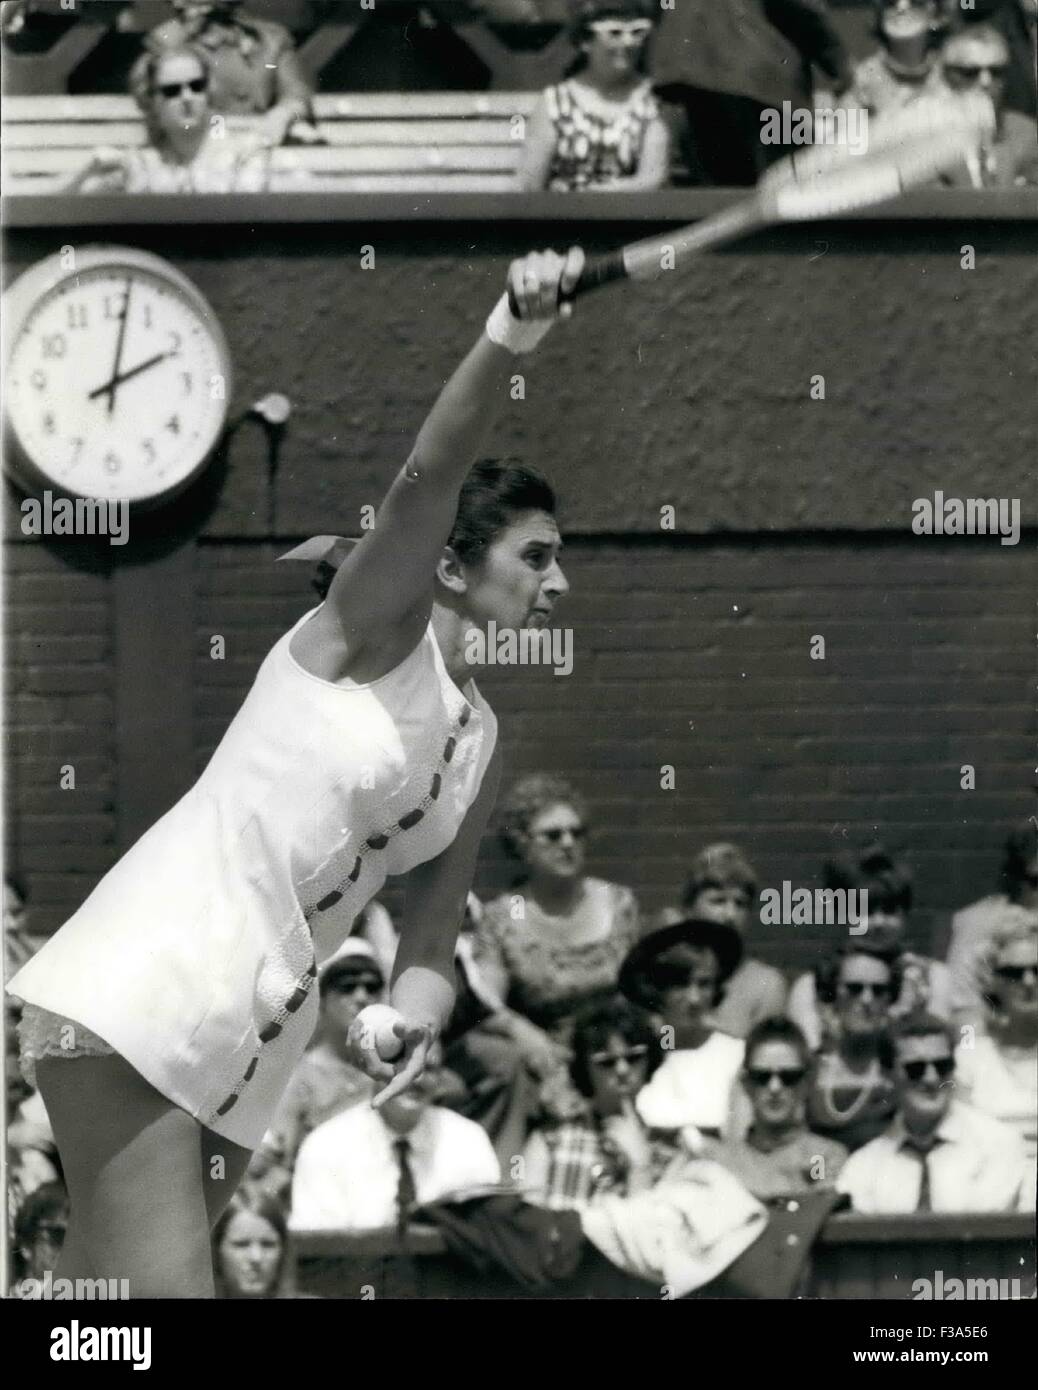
[543,79,659,191]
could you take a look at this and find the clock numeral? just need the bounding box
[103,293,128,321]
[167,331,183,357]
[165,415,181,436]
[66,303,88,330]
[69,437,85,466]
[103,452,122,475]
[181,373,193,396]
[30,369,47,390]
[143,304,154,330]
[41,333,67,360]
[142,439,156,464]
[42,412,56,435]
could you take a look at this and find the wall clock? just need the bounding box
[3,245,233,507]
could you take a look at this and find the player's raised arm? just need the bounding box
[322,247,584,642]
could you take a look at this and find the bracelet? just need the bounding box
[485,293,554,355]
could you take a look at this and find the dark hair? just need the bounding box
[212,1188,293,1299]
[5,872,28,905]
[816,946,903,1007]
[566,0,656,76]
[681,842,757,908]
[744,1016,812,1072]
[447,457,557,569]
[569,995,660,1098]
[1001,820,1037,901]
[824,843,913,916]
[14,1181,69,1252]
[889,1009,957,1058]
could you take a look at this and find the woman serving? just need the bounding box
[6,248,583,1297]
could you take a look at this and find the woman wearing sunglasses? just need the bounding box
[954,908,1038,1157]
[516,0,670,191]
[466,773,641,1131]
[68,43,271,195]
[803,948,899,1152]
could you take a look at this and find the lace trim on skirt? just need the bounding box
[16,1003,116,1087]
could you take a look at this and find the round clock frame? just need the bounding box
[3,245,234,509]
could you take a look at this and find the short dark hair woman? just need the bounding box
[8,249,588,1295]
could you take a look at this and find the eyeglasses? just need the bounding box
[589,1044,649,1069]
[994,964,1038,983]
[840,980,892,998]
[588,19,653,42]
[746,1068,807,1089]
[533,826,586,844]
[158,77,208,99]
[328,975,383,996]
[900,1057,955,1082]
[943,64,1007,81]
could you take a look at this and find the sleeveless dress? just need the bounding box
[7,607,497,1150]
[544,80,659,191]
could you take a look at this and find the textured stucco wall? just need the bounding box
[4,218,1036,537]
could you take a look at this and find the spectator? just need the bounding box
[290,1041,500,1232]
[955,909,1038,1157]
[521,996,664,1208]
[516,0,669,192]
[804,948,898,1152]
[251,939,383,1198]
[13,1181,68,1287]
[843,1,948,116]
[4,874,37,974]
[213,1188,294,1298]
[935,24,1038,186]
[673,843,788,1038]
[702,1017,847,1200]
[947,821,1038,1024]
[68,43,272,194]
[618,916,746,1144]
[836,1012,1033,1212]
[650,0,851,186]
[962,0,1038,118]
[136,0,319,146]
[788,845,953,1050]
[471,774,640,1126]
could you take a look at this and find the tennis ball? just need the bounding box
[357,1004,405,1061]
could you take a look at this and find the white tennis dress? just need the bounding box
[7,607,497,1150]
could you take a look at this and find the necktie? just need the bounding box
[394,1136,418,1233]
[915,1148,932,1212]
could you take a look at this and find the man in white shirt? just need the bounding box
[290,1041,501,1232]
[837,1012,1034,1214]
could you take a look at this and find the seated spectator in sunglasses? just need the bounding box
[963,0,1037,119]
[521,997,666,1208]
[662,844,787,1039]
[955,909,1038,1158]
[788,845,952,1051]
[69,44,272,194]
[836,1011,1033,1213]
[947,821,1038,1025]
[248,940,384,1197]
[842,1,948,116]
[804,948,899,1152]
[702,1018,847,1200]
[135,0,320,147]
[471,774,641,1129]
[290,1041,501,1233]
[516,1,669,191]
[934,24,1038,185]
[617,917,745,1147]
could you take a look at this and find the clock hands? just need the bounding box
[87,351,173,401]
[99,276,133,417]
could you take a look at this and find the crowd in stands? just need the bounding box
[4,1,1035,193]
[7,804,1036,1296]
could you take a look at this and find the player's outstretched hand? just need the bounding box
[370,1022,435,1109]
[507,246,585,322]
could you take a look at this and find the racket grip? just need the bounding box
[506,250,627,317]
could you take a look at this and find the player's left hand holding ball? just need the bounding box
[348,1003,435,1107]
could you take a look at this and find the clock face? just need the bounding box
[5,260,230,504]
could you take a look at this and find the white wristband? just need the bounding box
[485,293,554,355]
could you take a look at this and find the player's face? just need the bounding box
[459,510,568,633]
[587,1031,651,1115]
[895,1035,955,1131]
[689,885,752,936]
[153,53,210,138]
[835,954,893,1035]
[522,802,586,882]
[743,1040,808,1129]
[218,1212,282,1297]
[992,936,1038,1025]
